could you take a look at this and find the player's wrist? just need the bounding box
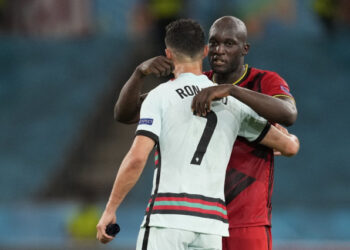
[228,84,237,97]
[134,66,147,79]
[105,201,118,213]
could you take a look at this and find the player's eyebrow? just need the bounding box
[224,38,236,42]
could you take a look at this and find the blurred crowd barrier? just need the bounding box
[0,0,92,37]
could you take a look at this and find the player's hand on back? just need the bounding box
[192,84,233,116]
[136,56,174,77]
[96,210,117,244]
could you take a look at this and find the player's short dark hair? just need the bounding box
[165,19,205,58]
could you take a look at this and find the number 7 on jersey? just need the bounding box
[191,111,218,165]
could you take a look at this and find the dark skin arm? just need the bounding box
[191,84,297,126]
[114,56,174,124]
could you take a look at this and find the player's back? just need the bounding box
[136,72,268,236]
[153,73,239,199]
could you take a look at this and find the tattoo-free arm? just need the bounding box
[105,135,154,213]
[96,135,155,243]
[260,124,299,157]
[192,84,297,126]
[114,56,174,124]
[114,69,146,124]
[229,85,297,126]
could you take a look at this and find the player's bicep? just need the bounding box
[140,93,148,104]
[276,95,297,113]
[275,95,296,106]
[275,95,298,125]
[130,135,156,160]
[125,93,150,124]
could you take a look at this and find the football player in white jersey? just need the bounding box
[96,19,299,250]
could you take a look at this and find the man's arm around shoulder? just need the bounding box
[114,56,173,124]
[192,84,297,126]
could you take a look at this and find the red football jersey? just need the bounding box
[205,66,294,228]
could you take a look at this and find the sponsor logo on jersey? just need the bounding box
[139,118,153,125]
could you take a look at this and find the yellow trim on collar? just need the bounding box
[232,64,248,85]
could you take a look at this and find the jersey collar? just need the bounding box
[211,64,250,85]
[177,72,207,79]
[232,64,250,86]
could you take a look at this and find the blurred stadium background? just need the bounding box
[0,0,349,249]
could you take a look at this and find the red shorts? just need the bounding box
[222,226,272,250]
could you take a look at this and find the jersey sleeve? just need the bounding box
[261,71,294,99]
[135,89,162,143]
[238,103,271,143]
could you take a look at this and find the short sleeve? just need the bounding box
[238,103,270,143]
[136,90,162,143]
[261,72,294,99]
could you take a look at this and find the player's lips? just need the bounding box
[211,57,226,66]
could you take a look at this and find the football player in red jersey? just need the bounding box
[191,16,297,250]
[114,16,297,250]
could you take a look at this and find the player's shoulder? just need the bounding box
[250,67,282,78]
[145,81,172,103]
[149,80,173,94]
[249,67,287,85]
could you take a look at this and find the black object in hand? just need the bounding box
[106,223,120,237]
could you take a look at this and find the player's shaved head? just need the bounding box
[210,16,248,43]
[207,16,250,77]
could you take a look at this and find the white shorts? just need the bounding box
[136,226,222,250]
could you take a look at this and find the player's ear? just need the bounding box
[242,43,250,56]
[165,48,172,59]
[203,45,209,58]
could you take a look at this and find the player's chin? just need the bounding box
[211,64,229,74]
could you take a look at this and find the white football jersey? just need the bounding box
[136,73,269,236]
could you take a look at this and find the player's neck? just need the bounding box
[213,64,246,85]
[173,61,203,78]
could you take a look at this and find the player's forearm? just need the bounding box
[261,125,300,157]
[283,134,300,156]
[105,152,147,213]
[229,85,297,126]
[274,134,299,157]
[114,69,145,124]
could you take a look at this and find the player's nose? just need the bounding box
[214,43,225,54]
